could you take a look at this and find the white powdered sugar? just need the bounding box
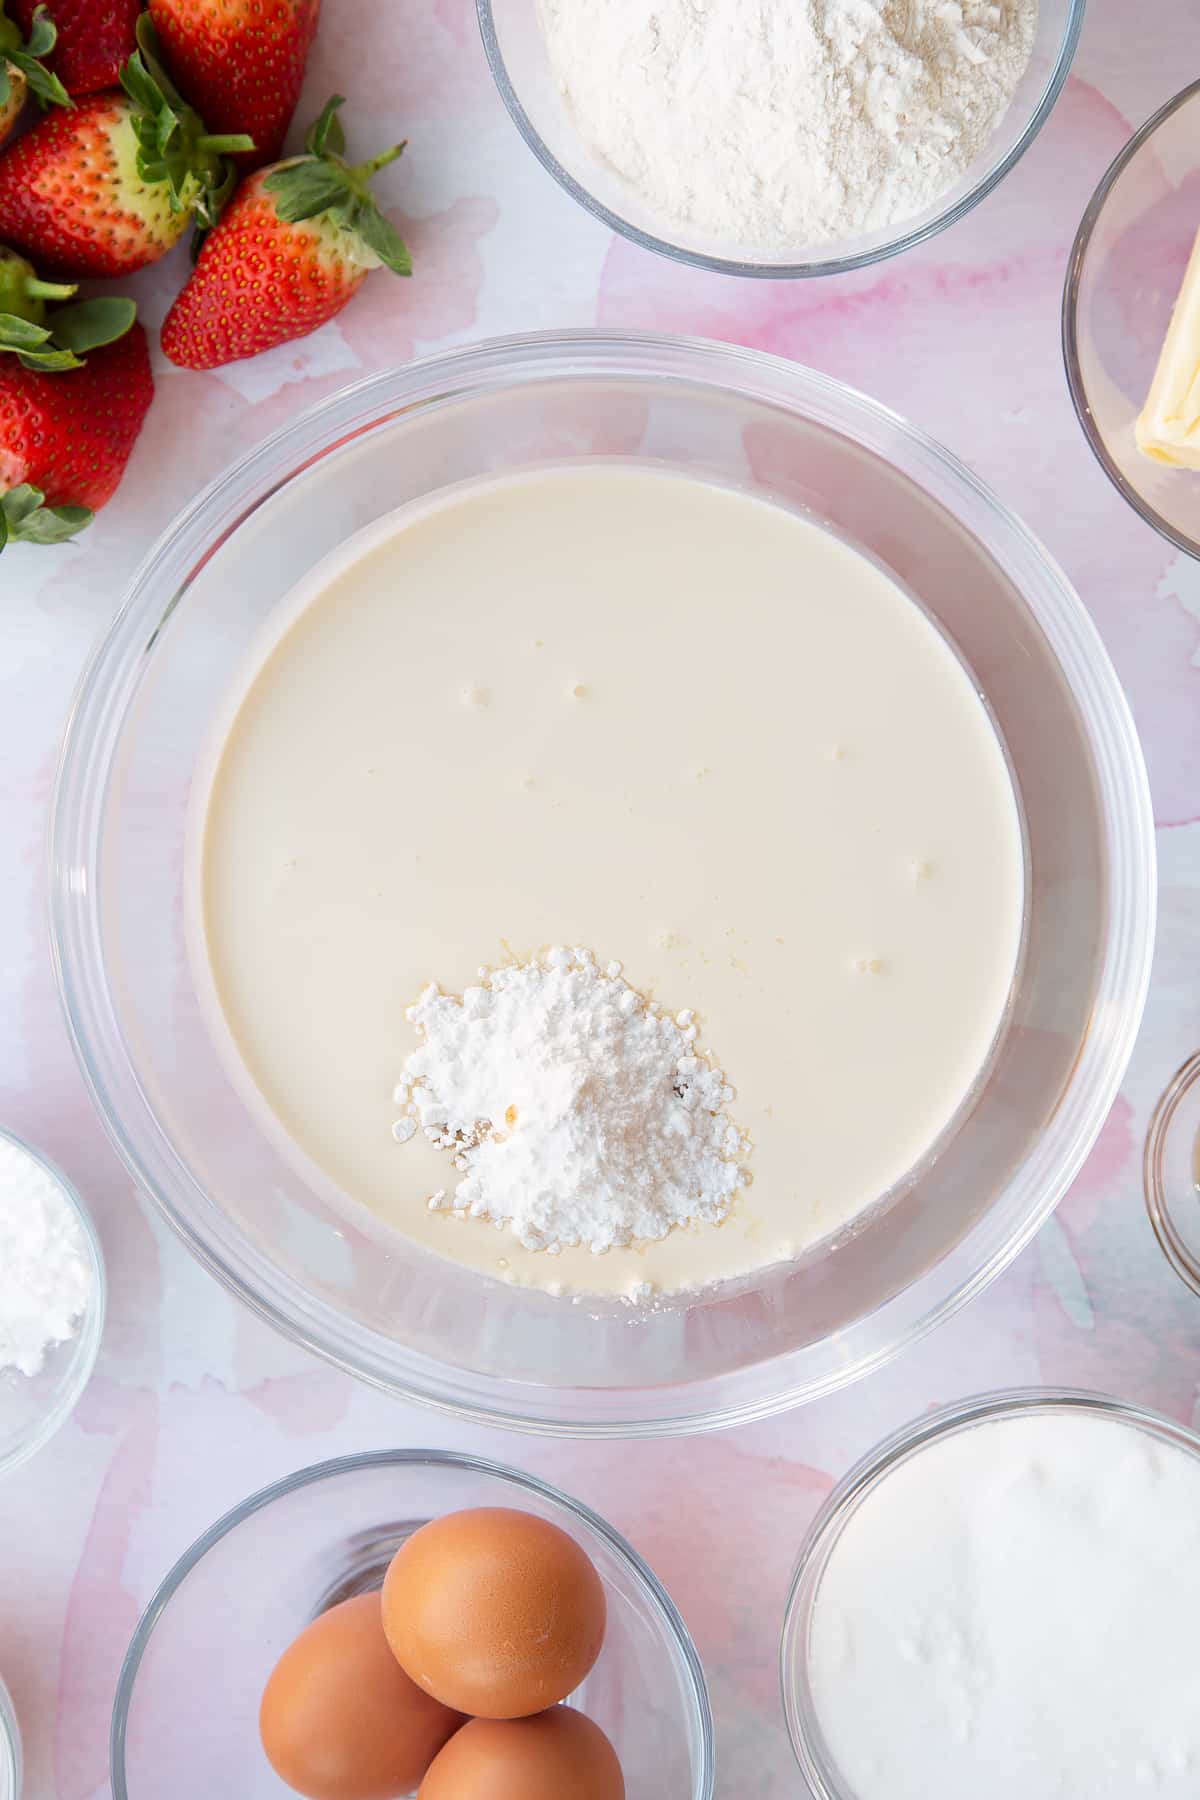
[539,0,1038,250]
[0,1136,94,1378]
[393,948,749,1253]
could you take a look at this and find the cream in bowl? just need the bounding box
[194,464,1024,1301]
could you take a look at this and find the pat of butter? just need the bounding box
[1136,226,1200,469]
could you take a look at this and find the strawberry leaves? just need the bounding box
[121,14,254,224]
[51,294,136,351]
[265,156,351,221]
[0,293,136,369]
[0,309,79,368]
[306,93,346,159]
[264,94,412,276]
[351,204,410,275]
[0,5,71,110]
[0,482,91,547]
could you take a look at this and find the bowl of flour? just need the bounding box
[479,0,1085,275]
[0,1126,105,1478]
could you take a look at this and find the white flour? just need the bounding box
[0,1137,94,1378]
[539,0,1038,249]
[393,948,749,1253]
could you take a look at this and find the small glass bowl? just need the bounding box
[780,1387,1200,1795]
[478,0,1084,277]
[0,1678,20,1800]
[0,1126,106,1478]
[1064,78,1200,558]
[111,1448,714,1800]
[1144,1050,1200,1297]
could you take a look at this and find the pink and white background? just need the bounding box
[2,0,1199,1792]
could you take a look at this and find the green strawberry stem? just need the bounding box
[353,146,405,180]
[0,247,76,324]
[196,134,259,154]
[24,277,75,300]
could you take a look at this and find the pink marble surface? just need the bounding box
[2,0,1200,1793]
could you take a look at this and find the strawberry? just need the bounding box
[0,4,70,146]
[161,97,409,371]
[149,0,320,172]
[9,0,141,98]
[0,285,151,547]
[0,18,252,278]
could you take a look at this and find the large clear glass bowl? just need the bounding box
[49,332,1155,1436]
[110,1449,713,1799]
[0,1678,19,1800]
[478,0,1084,277]
[780,1388,1200,1794]
[1063,78,1200,558]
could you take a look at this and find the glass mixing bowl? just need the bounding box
[110,1449,713,1799]
[478,0,1084,277]
[1064,78,1200,558]
[780,1388,1200,1795]
[0,1677,19,1800]
[49,332,1155,1436]
[1144,1050,1200,1298]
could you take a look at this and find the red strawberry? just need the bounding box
[0,20,252,278]
[9,0,139,97]
[0,3,70,145]
[161,96,409,371]
[150,0,320,172]
[0,288,151,548]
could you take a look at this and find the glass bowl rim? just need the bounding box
[1062,74,1200,560]
[49,329,1156,1438]
[0,1123,106,1480]
[0,1676,20,1800]
[476,0,1086,279]
[779,1384,1200,1794]
[1143,1048,1200,1298]
[108,1445,716,1800]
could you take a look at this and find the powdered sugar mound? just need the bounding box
[0,1137,94,1378]
[393,948,749,1253]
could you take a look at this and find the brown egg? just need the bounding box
[260,1591,465,1800]
[418,1708,625,1800]
[382,1507,607,1718]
